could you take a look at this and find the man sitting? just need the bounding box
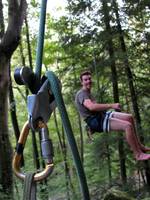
[75,71,150,161]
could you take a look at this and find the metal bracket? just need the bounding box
[27,79,56,130]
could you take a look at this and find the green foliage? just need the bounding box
[7,0,150,199]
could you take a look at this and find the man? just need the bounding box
[75,70,150,161]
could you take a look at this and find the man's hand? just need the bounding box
[112,103,121,111]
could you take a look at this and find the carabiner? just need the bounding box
[12,121,54,182]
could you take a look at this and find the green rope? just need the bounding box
[35,0,47,80]
[46,71,90,200]
[23,173,36,200]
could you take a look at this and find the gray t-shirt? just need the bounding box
[75,89,96,119]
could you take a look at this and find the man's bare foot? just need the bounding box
[135,153,150,161]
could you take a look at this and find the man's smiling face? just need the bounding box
[81,74,92,91]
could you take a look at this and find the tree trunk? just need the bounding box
[9,67,20,143]
[0,0,27,197]
[113,0,142,132]
[102,0,127,184]
[0,0,4,38]
[25,16,33,70]
[0,57,13,198]
[53,110,75,199]
[112,0,150,185]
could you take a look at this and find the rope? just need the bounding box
[46,71,90,200]
[23,173,36,200]
[23,0,47,197]
[35,0,47,80]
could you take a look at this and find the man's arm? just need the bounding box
[83,99,120,111]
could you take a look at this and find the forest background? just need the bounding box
[0,0,150,199]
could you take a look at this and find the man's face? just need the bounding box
[81,74,92,90]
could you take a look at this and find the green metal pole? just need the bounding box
[46,71,90,200]
[35,0,47,80]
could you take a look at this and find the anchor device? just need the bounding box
[13,66,56,181]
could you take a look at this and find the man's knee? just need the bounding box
[126,113,134,122]
[124,121,133,131]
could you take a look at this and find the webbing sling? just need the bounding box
[23,173,36,200]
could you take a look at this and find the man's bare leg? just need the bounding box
[109,117,150,161]
[111,112,150,152]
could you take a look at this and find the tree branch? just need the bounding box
[0,0,27,57]
[0,0,5,39]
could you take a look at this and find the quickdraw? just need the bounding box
[12,120,54,182]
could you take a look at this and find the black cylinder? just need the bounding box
[14,67,33,85]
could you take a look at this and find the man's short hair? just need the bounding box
[80,71,91,81]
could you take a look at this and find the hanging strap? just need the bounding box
[23,173,36,200]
